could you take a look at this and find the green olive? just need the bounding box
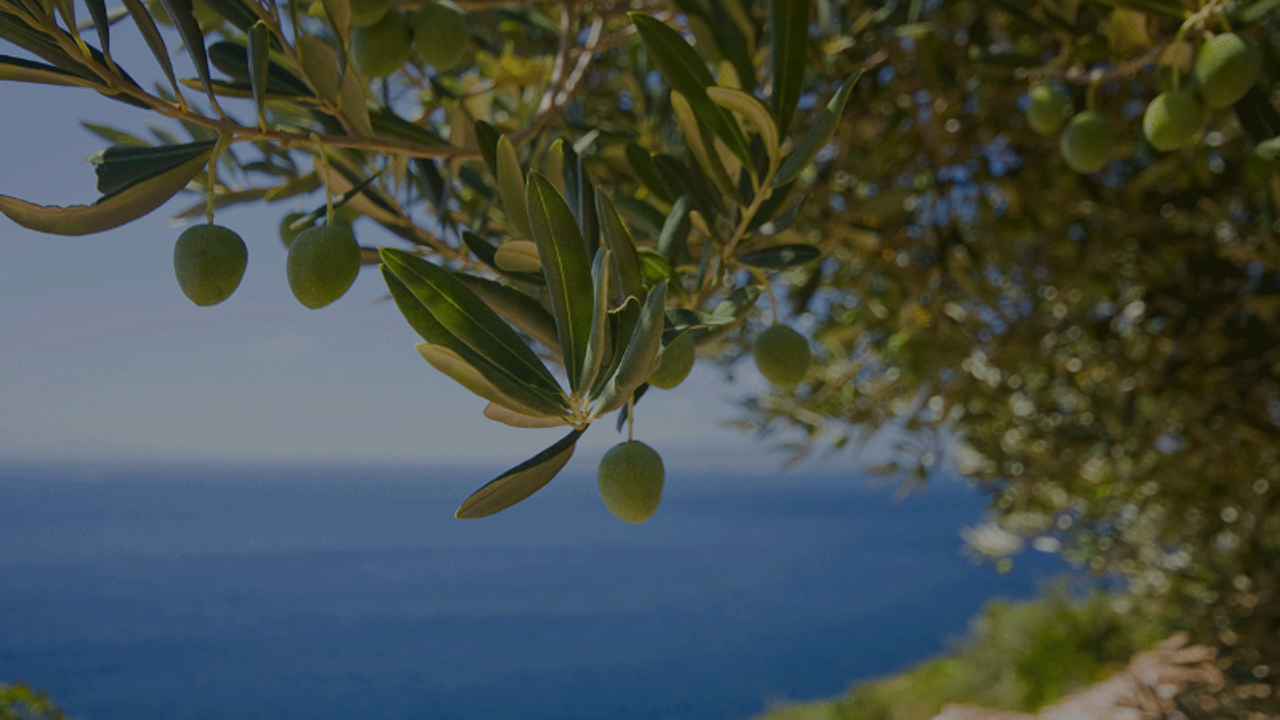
[1143,89,1202,152]
[412,0,470,69]
[286,224,361,309]
[1026,85,1072,136]
[1059,111,1114,174]
[173,224,248,307]
[348,0,393,28]
[1193,33,1260,109]
[597,441,664,524]
[648,332,696,389]
[352,11,413,78]
[753,324,811,390]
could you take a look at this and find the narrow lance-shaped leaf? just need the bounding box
[592,296,640,399]
[380,248,563,394]
[0,55,103,89]
[483,402,565,429]
[563,143,599,256]
[773,71,861,187]
[707,86,780,167]
[247,21,270,126]
[737,242,821,268]
[0,149,211,235]
[455,273,561,361]
[578,249,612,395]
[591,280,668,416]
[595,190,645,304]
[198,0,261,32]
[92,139,218,195]
[455,429,585,519]
[382,268,569,417]
[83,0,111,58]
[526,173,595,393]
[671,90,739,200]
[120,0,182,100]
[496,135,533,240]
[657,195,693,264]
[771,0,811,135]
[319,0,350,77]
[157,0,219,108]
[208,41,315,97]
[416,344,560,419]
[494,240,542,273]
[624,142,672,203]
[473,120,501,177]
[630,13,751,166]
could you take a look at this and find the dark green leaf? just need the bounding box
[0,147,212,235]
[382,267,569,417]
[595,190,645,303]
[773,71,861,187]
[474,120,501,177]
[92,140,218,196]
[84,0,111,58]
[0,54,101,89]
[455,429,584,519]
[119,0,181,99]
[526,173,595,393]
[737,242,820,268]
[207,40,314,97]
[771,0,811,135]
[380,248,564,394]
[157,0,218,107]
[369,108,451,147]
[625,142,672,204]
[611,195,667,239]
[198,0,261,32]
[652,154,718,221]
[630,13,751,165]
[637,247,675,283]
[591,296,641,400]
[497,135,533,240]
[80,122,148,146]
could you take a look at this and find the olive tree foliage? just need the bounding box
[728,0,1280,711]
[0,0,855,512]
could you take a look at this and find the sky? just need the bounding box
[0,34,822,474]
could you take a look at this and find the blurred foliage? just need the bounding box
[751,583,1170,720]
[0,684,66,720]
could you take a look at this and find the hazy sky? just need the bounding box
[0,37,814,474]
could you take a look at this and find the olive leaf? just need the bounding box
[707,86,780,167]
[454,273,560,359]
[82,0,111,58]
[156,0,217,107]
[493,240,542,272]
[416,344,562,419]
[119,0,181,100]
[0,147,212,235]
[455,429,585,519]
[496,135,533,240]
[246,21,270,125]
[0,54,103,89]
[578,249,613,395]
[737,242,820,268]
[92,139,218,195]
[526,173,594,394]
[382,266,570,418]
[657,195,693,264]
[773,71,861,187]
[771,0,811,135]
[483,402,565,429]
[562,143,599,255]
[624,142,673,204]
[381,248,563,394]
[595,190,645,303]
[631,13,751,166]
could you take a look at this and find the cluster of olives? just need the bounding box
[1027,32,1261,173]
[171,216,362,309]
[347,0,469,78]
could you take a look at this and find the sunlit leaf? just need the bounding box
[497,135,533,240]
[595,190,645,303]
[455,273,561,359]
[591,280,667,415]
[0,54,102,89]
[416,344,560,418]
[578,249,612,395]
[483,402,566,428]
[657,195,693,264]
[454,429,584,519]
[494,240,542,272]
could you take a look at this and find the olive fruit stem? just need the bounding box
[626,395,635,443]
[312,134,335,224]
[204,132,234,225]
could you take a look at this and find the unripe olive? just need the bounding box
[753,324,811,390]
[1143,89,1203,152]
[648,332,695,389]
[597,441,664,524]
[279,212,310,248]
[1026,85,1071,136]
[1059,111,1114,174]
[1193,33,1260,109]
[173,224,247,307]
[412,0,469,69]
[286,224,361,309]
[348,0,393,28]
[352,11,413,78]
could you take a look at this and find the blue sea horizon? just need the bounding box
[0,461,1067,720]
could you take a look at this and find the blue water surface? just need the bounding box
[0,462,1065,720]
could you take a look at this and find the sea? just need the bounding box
[0,462,1067,720]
